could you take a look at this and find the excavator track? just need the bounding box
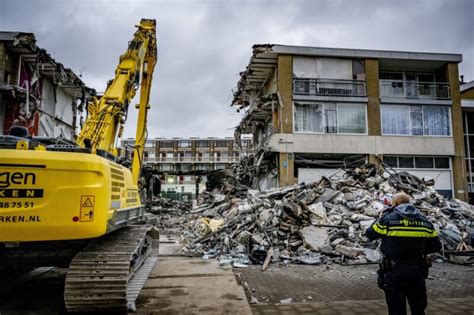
[64,225,158,312]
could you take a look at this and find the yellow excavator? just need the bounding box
[0,19,158,312]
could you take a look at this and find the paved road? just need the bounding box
[237,262,474,303]
[239,262,474,314]
[252,298,474,314]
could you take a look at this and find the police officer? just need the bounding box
[366,192,441,315]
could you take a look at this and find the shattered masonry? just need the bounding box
[0,32,95,139]
[150,161,474,268]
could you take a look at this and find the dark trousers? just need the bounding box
[381,263,427,315]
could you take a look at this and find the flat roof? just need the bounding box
[270,44,462,62]
[461,80,474,93]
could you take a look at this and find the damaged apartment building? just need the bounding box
[0,32,94,140]
[232,44,466,201]
[461,80,474,203]
[122,137,253,200]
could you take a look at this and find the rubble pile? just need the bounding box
[147,198,192,231]
[181,165,474,267]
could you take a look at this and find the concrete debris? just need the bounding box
[299,226,328,251]
[150,163,474,267]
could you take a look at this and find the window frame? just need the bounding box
[293,101,368,135]
[381,104,452,137]
[383,155,451,170]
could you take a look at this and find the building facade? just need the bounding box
[232,44,466,200]
[0,32,94,140]
[461,80,474,203]
[121,137,253,198]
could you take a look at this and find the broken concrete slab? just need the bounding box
[299,226,328,251]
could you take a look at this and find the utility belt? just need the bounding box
[380,257,425,270]
[377,256,430,289]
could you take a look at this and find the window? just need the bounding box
[196,140,209,147]
[179,164,191,172]
[215,140,228,147]
[383,156,398,168]
[415,157,434,168]
[145,140,154,148]
[423,106,450,136]
[196,164,210,171]
[384,156,450,170]
[166,152,174,159]
[380,71,437,98]
[178,141,191,148]
[399,157,414,168]
[160,164,172,171]
[382,105,410,135]
[382,105,450,136]
[295,102,366,134]
[338,104,366,133]
[324,103,337,133]
[294,103,323,132]
[410,106,423,136]
[160,141,174,148]
[434,157,449,169]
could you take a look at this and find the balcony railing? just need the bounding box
[379,80,450,99]
[144,157,240,163]
[293,78,367,97]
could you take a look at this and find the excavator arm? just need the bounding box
[76,19,157,185]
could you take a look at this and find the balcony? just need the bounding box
[293,78,367,97]
[380,80,450,100]
[147,157,241,163]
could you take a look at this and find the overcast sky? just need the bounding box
[1,0,473,139]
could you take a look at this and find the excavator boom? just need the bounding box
[77,19,157,185]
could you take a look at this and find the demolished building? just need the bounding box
[231,44,466,201]
[0,32,95,140]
